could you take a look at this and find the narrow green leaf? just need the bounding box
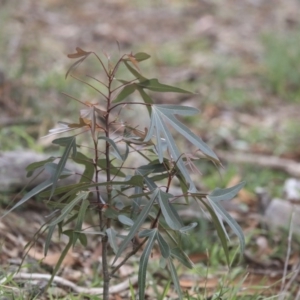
[97,159,126,177]
[106,228,118,255]
[123,60,146,80]
[170,248,194,269]
[118,215,134,227]
[209,181,246,202]
[138,78,192,94]
[26,157,56,177]
[47,235,73,289]
[120,175,144,189]
[135,86,153,114]
[199,199,230,265]
[73,199,90,246]
[157,232,170,259]
[139,229,155,238]
[133,52,151,62]
[155,104,198,116]
[113,189,158,264]
[157,190,182,230]
[50,191,89,226]
[138,230,157,300]
[180,222,197,233]
[98,136,124,161]
[168,258,183,300]
[113,84,136,103]
[40,182,87,198]
[162,113,219,163]
[44,162,74,178]
[78,233,87,247]
[208,198,245,254]
[44,224,56,256]
[1,179,53,219]
[72,152,94,183]
[50,136,76,198]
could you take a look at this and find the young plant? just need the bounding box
[2,48,245,300]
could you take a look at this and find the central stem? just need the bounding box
[101,70,114,300]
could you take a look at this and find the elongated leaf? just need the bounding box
[155,104,199,116]
[168,258,183,300]
[123,60,146,80]
[44,162,74,178]
[157,232,170,259]
[47,234,73,289]
[209,182,246,202]
[135,86,153,114]
[66,48,91,79]
[113,84,136,103]
[26,157,56,177]
[157,190,182,230]
[40,182,88,198]
[106,228,118,255]
[170,248,193,269]
[196,198,230,265]
[180,222,197,233]
[44,224,56,256]
[137,162,167,176]
[138,79,192,94]
[1,178,53,219]
[72,152,94,183]
[144,106,198,192]
[73,199,90,246]
[67,47,91,59]
[97,158,126,177]
[118,215,134,227]
[139,229,155,238]
[162,113,219,163]
[113,189,158,264]
[98,136,124,161]
[50,191,89,226]
[133,52,151,62]
[78,233,87,247]
[50,136,76,198]
[138,230,157,300]
[208,198,245,254]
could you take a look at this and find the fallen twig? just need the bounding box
[0,273,138,295]
[217,151,300,177]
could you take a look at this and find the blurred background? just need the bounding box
[1,0,300,297]
[1,0,299,184]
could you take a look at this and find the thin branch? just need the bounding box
[70,75,108,100]
[108,102,152,113]
[111,238,148,276]
[86,74,108,88]
[61,92,88,106]
[92,52,109,77]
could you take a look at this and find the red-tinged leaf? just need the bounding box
[67,47,91,59]
[65,48,92,79]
